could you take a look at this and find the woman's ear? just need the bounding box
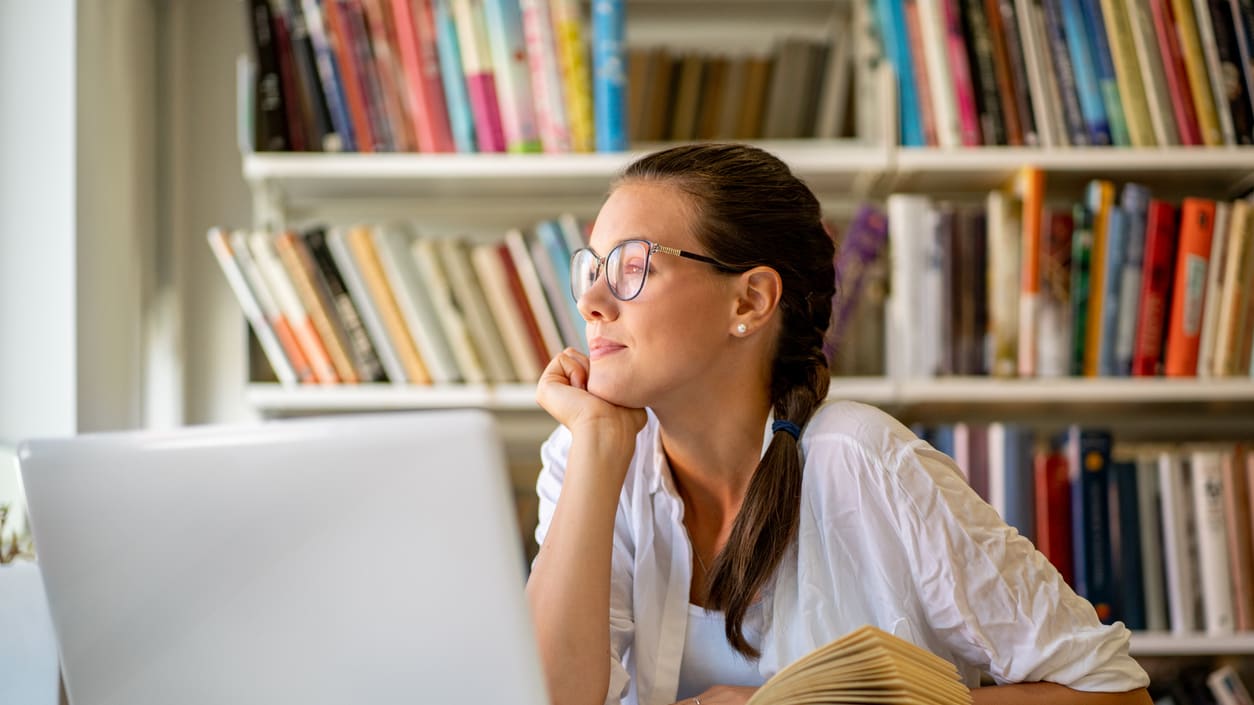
[730,266,782,336]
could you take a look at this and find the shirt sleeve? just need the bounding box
[883,439,1150,691]
[534,425,637,705]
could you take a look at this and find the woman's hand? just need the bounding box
[671,686,758,705]
[536,348,647,438]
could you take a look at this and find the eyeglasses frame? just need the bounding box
[569,239,738,302]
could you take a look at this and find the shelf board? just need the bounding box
[889,146,1254,197]
[243,140,886,203]
[1130,631,1254,656]
[247,378,1254,415]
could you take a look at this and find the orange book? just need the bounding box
[323,0,376,152]
[1164,198,1218,376]
[1084,181,1115,377]
[344,226,432,384]
[247,230,340,384]
[1015,167,1045,377]
[274,230,360,383]
[227,230,316,384]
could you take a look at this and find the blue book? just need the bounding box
[998,425,1037,544]
[1077,0,1129,145]
[433,0,478,153]
[1067,427,1115,624]
[1109,459,1147,630]
[1097,206,1126,376]
[1115,184,1151,374]
[932,425,956,461]
[1058,0,1111,145]
[535,219,586,351]
[592,0,626,151]
[301,0,356,151]
[873,0,926,146]
[484,0,542,152]
[1041,0,1090,145]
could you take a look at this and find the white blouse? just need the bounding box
[533,400,1150,705]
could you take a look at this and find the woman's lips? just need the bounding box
[588,339,626,360]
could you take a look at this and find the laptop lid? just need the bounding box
[19,410,549,705]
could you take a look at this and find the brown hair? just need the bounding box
[621,143,835,658]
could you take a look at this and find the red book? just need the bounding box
[1132,200,1179,376]
[391,0,456,152]
[1150,0,1203,145]
[323,0,377,152]
[1034,447,1074,587]
[497,244,551,372]
[1164,198,1218,376]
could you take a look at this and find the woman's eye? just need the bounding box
[622,259,646,274]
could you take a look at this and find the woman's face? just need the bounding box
[578,181,741,409]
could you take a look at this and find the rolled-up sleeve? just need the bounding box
[884,440,1150,691]
[533,426,636,704]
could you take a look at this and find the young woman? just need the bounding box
[525,144,1151,705]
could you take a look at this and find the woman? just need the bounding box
[525,143,1151,705]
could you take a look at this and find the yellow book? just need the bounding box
[345,226,433,385]
[1100,0,1156,147]
[551,0,595,152]
[744,625,972,705]
[1169,0,1223,146]
[1084,181,1115,378]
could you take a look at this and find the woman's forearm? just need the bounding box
[971,683,1152,705]
[526,425,637,705]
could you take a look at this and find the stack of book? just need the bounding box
[874,0,1254,147]
[243,0,626,154]
[914,422,1254,637]
[889,172,1254,379]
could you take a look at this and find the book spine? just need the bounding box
[1017,0,1067,147]
[247,0,293,151]
[1060,0,1113,144]
[1035,443,1074,583]
[483,0,543,152]
[302,0,358,150]
[591,0,626,151]
[305,227,387,382]
[536,219,586,350]
[1231,0,1254,141]
[390,0,456,152]
[345,226,433,384]
[1160,450,1201,634]
[432,0,479,152]
[1078,0,1130,145]
[876,0,928,145]
[1193,448,1237,634]
[288,1,340,150]
[505,228,565,358]
[1017,167,1044,377]
[229,230,317,383]
[1222,445,1254,630]
[343,0,395,151]
[551,0,596,152]
[411,238,487,383]
[1042,0,1092,144]
[1069,203,1094,376]
[905,1,940,146]
[1068,427,1116,623]
[1109,459,1146,629]
[437,238,517,383]
[274,230,361,383]
[1207,0,1254,143]
[208,228,300,386]
[326,228,408,384]
[1197,202,1231,378]
[1100,0,1157,146]
[249,230,340,383]
[1084,180,1115,377]
[469,243,539,381]
[497,242,555,369]
[987,190,1020,377]
[374,227,462,383]
[1214,202,1253,375]
[1192,0,1240,144]
[361,0,417,151]
[1132,201,1179,376]
[1114,184,1150,375]
[519,0,571,152]
[323,0,377,151]
[1125,0,1180,145]
[1165,198,1219,377]
[271,8,310,151]
[916,0,962,146]
[1172,0,1225,144]
[960,0,1009,144]
[1097,206,1126,377]
[1136,455,1169,631]
[1037,209,1074,377]
[1152,0,1205,144]
[451,0,507,153]
[999,0,1040,144]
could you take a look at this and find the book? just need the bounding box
[1165,198,1218,376]
[1172,0,1225,145]
[1067,426,1115,623]
[591,0,626,151]
[344,225,433,384]
[1221,444,1254,630]
[1037,208,1074,377]
[519,0,571,152]
[1196,197,1232,378]
[227,229,316,384]
[874,0,927,146]
[483,0,542,152]
[742,625,972,705]
[1207,664,1254,705]
[1152,0,1204,145]
[1135,452,1169,630]
[1113,184,1150,375]
[1192,447,1236,634]
[437,238,517,383]
[208,228,299,386]
[326,227,409,384]
[248,230,340,383]
[1084,180,1115,377]
[1035,442,1075,585]
[1109,456,1146,628]
[1213,201,1254,376]
[1125,0,1180,145]
[303,227,387,382]
[470,242,545,381]
[1014,167,1044,377]
[411,238,487,384]
[432,0,478,153]
[274,230,360,383]
[391,0,456,152]
[1131,200,1178,377]
[551,0,595,152]
[1159,449,1201,633]
[373,225,461,383]
[451,0,507,153]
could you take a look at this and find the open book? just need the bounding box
[744,625,973,705]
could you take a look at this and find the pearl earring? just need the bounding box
[736,323,748,335]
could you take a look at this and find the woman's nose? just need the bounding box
[576,272,617,322]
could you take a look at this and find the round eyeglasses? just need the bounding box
[569,239,738,302]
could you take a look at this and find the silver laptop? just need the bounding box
[19,410,550,705]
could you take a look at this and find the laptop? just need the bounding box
[18,410,550,705]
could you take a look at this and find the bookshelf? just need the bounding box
[231,0,1254,670]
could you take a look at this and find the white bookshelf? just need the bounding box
[246,377,1254,415]
[1130,632,1254,657]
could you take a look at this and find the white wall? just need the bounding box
[0,0,78,443]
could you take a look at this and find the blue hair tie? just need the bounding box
[772,420,801,441]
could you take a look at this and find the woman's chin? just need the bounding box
[588,375,641,409]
